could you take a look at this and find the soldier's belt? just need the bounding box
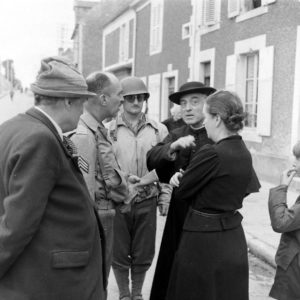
[95,197,115,210]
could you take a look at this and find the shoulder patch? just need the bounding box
[78,155,89,174]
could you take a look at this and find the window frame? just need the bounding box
[149,0,164,55]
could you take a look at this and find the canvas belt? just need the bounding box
[95,193,115,210]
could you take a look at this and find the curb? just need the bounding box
[245,231,276,268]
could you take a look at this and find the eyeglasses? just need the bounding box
[123,94,148,103]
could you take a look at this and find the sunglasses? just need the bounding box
[123,94,148,103]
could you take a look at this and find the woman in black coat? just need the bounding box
[159,90,260,300]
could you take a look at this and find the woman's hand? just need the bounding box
[169,169,184,187]
[280,167,297,186]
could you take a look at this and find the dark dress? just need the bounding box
[165,135,260,300]
[147,125,213,300]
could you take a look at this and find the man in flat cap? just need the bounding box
[0,56,106,300]
[147,81,216,300]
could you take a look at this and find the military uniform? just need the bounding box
[72,110,129,282]
[108,112,170,300]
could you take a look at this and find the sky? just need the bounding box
[0,0,78,87]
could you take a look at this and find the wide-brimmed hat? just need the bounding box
[31,56,96,98]
[169,81,216,104]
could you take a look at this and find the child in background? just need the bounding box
[268,140,300,300]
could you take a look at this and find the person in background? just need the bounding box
[268,140,300,300]
[9,87,14,101]
[159,90,260,300]
[162,104,185,132]
[0,56,106,300]
[71,71,140,289]
[107,76,171,300]
[148,81,216,300]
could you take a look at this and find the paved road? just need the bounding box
[0,91,34,125]
[108,214,276,300]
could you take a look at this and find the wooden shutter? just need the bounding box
[256,46,274,136]
[225,54,237,91]
[204,0,216,26]
[228,0,240,18]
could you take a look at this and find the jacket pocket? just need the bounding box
[275,235,299,270]
[51,250,89,268]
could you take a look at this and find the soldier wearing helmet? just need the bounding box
[107,76,171,300]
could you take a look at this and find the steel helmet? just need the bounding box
[121,76,150,98]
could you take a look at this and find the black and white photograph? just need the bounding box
[0,0,300,299]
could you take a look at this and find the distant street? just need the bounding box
[0,91,34,125]
[0,92,276,299]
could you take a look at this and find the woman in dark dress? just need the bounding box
[159,90,260,300]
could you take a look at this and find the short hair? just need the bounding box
[205,90,246,132]
[34,94,64,105]
[86,72,112,95]
[293,141,300,159]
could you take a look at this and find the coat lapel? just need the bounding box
[25,108,81,172]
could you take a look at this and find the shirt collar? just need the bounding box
[34,106,63,140]
[116,113,159,131]
[80,109,104,133]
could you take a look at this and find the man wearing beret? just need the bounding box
[147,81,216,300]
[0,57,105,300]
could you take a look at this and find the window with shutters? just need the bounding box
[228,0,275,20]
[162,70,179,121]
[225,35,274,142]
[102,10,135,70]
[150,0,164,55]
[203,62,211,86]
[196,0,221,34]
[244,53,259,128]
[197,48,215,87]
[119,23,129,62]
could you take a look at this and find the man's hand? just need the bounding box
[280,167,297,186]
[170,135,195,153]
[128,175,140,184]
[169,169,184,187]
[159,203,169,216]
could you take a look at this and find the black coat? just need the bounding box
[155,135,260,300]
[161,117,185,132]
[147,125,213,300]
[0,108,106,300]
[147,125,212,182]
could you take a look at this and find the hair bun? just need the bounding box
[228,113,245,123]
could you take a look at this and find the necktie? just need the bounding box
[63,136,77,157]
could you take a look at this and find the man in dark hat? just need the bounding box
[147,81,216,300]
[0,56,106,300]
